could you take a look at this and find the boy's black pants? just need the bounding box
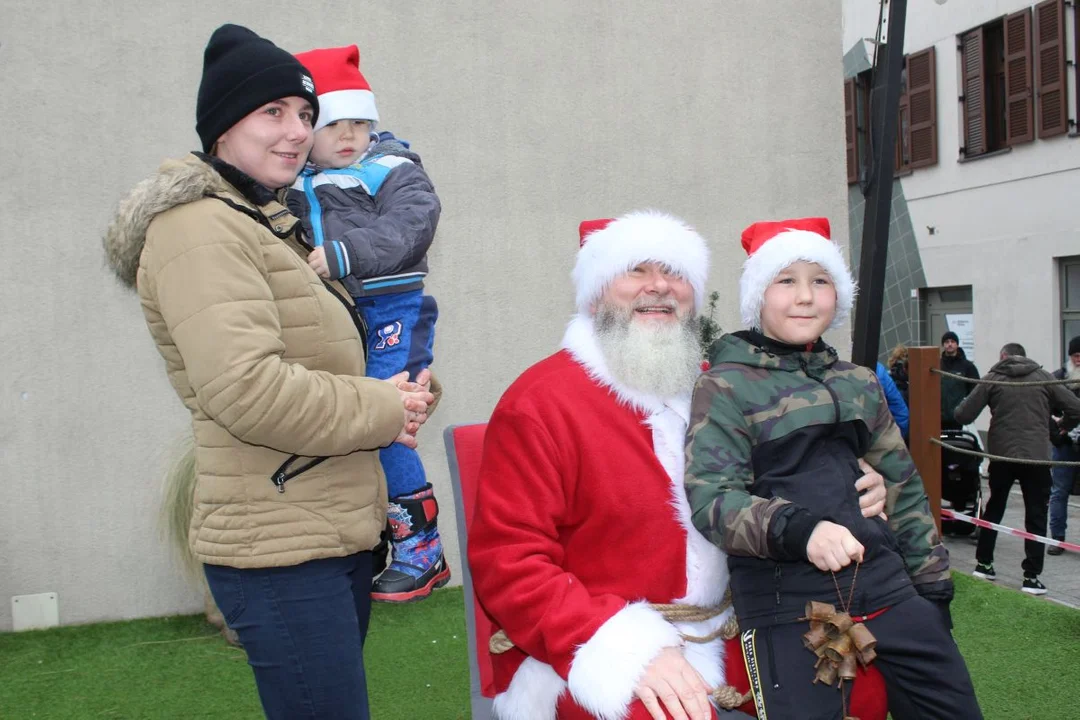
[976,461,1051,576]
[741,595,981,719]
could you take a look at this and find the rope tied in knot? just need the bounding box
[488,629,515,656]
[711,684,754,711]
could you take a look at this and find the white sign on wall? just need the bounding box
[946,313,975,357]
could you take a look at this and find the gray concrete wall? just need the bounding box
[0,0,848,630]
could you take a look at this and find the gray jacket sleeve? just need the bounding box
[953,377,990,426]
[1049,382,1080,429]
[339,162,441,278]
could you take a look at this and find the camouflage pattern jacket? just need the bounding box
[685,331,952,628]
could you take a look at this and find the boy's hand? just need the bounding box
[855,459,888,520]
[806,521,864,572]
[307,247,331,279]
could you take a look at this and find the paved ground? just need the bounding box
[943,477,1080,609]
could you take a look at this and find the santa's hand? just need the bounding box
[855,459,887,520]
[806,521,864,572]
[633,646,711,720]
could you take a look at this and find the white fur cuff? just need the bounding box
[492,657,567,720]
[567,602,683,720]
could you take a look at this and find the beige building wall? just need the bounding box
[0,0,848,630]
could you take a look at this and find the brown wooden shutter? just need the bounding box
[1035,0,1067,138]
[1004,8,1034,145]
[961,28,987,156]
[896,59,912,172]
[907,48,937,168]
[1076,0,1080,132]
[845,78,857,183]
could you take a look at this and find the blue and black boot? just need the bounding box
[371,483,450,603]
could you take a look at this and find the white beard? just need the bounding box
[594,301,702,400]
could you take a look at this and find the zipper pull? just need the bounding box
[273,472,287,493]
[774,565,782,605]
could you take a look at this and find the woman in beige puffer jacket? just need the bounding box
[103,24,435,720]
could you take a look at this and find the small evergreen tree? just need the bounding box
[698,291,723,359]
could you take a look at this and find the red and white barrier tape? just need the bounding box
[940,509,1080,553]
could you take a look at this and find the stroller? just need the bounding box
[939,429,984,537]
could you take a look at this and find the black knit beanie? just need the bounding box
[196,24,320,152]
[941,331,960,345]
[1068,335,1080,356]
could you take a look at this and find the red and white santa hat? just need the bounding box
[293,45,379,132]
[739,217,856,330]
[573,211,709,315]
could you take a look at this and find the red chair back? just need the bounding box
[444,423,497,717]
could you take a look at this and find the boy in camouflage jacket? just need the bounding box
[685,218,981,719]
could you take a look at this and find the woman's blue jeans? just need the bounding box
[204,552,374,720]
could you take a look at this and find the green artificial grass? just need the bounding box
[0,587,470,719]
[950,572,1080,720]
[1,576,1076,719]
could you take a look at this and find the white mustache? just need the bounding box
[632,298,678,312]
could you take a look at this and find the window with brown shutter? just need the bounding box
[1004,8,1034,145]
[907,48,938,167]
[1035,0,1067,138]
[845,78,857,184]
[961,27,988,156]
[960,14,1039,158]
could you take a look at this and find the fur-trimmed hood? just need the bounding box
[103,154,249,288]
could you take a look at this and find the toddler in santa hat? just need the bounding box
[286,44,446,605]
[683,218,982,718]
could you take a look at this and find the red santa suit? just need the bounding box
[469,305,733,719]
[469,212,724,720]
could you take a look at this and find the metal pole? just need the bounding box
[851,0,908,368]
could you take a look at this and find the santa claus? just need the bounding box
[468,211,887,720]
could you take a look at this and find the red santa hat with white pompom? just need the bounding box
[738,217,857,330]
[294,45,379,132]
[572,211,709,316]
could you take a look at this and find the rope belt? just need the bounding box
[930,436,1080,467]
[487,594,752,710]
[648,600,740,644]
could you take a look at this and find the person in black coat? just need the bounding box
[940,332,979,430]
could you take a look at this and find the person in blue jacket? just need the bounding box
[287,44,446,604]
[877,362,910,440]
